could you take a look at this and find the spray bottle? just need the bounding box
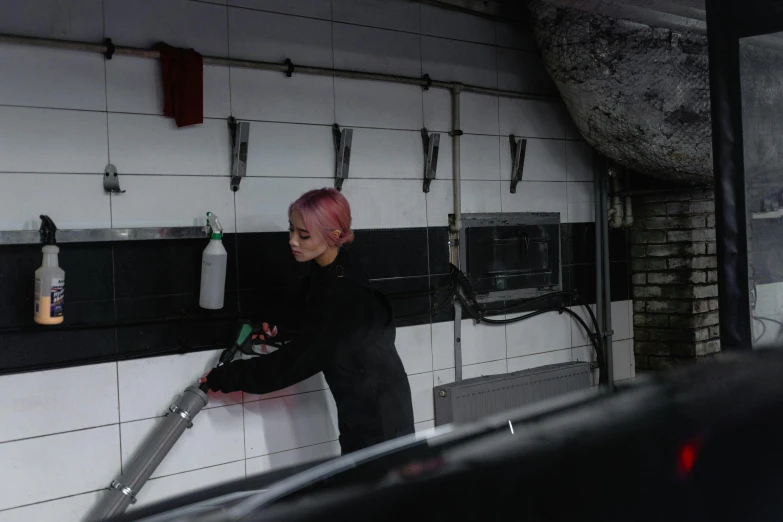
[199,212,227,310]
[34,215,65,325]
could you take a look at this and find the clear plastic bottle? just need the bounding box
[199,212,227,310]
[34,245,65,325]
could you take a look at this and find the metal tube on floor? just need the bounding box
[87,386,209,521]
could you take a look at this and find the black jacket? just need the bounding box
[207,247,415,454]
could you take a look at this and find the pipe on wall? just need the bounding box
[0,33,556,103]
[451,85,464,382]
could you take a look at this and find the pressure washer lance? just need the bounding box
[88,323,255,521]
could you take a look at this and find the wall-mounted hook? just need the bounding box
[421,127,441,193]
[509,135,527,194]
[333,123,353,191]
[103,164,126,194]
[228,116,250,192]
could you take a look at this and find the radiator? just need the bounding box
[433,362,591,426]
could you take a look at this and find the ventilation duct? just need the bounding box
[528,0,713,184]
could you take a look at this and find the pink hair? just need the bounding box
[288,188,355,247]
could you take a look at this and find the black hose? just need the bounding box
[572,293,606,384]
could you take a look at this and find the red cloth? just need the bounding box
[156,43,203,127]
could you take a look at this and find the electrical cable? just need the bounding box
[753,316,767,344]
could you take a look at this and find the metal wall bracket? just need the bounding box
[103,164,126,194]
[509,135,528,194]
[421,128,441,193]
[332,123,353,191]
[228,116,250,192]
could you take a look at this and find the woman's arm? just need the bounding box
[206,283,358,395]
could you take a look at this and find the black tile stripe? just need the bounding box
[0,223,630,375]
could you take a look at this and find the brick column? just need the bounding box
[631,188,720,371]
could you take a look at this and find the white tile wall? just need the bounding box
[0,363,118,443]
[497,48,556,95]
[496,22,536,51]
[432,320,506,370]
[117,351,242,423]
[613,339,635,381]
[0,46,106,111]
[0,174,110,231]
[333,0,420,32]
[461,93,500,135]
[463,359,507,379]
[244,389,339,457]
[246,440,340,476]
[0,491,102,522]
[104,0,229,56]
[132,461,246,509]
[236,177,326,232]
[426,179,502,227]
[421,37,497,89]
[506,310,572,358]
[343,179,427,229]
[334,24,421,77]
[245,122,334,178]
[420,5,496,45]
[229,8,333,67]
[334,78,423,130]
[500,138,567,182]
[106,58,231,118]
[0,425,120,511]
[500,180,568,219]
[507,348,572,372]
[0,106,108,173]
[408,372,435,423]
[231,68,335,125]
[229,0,332,20]
[460,135,500,180]
[423,88,451,133]
[111,175,236,230]
[0,0,103,41]
[120,405,245,479]
[244,372,329,402]
[107,114,231,176]
[349,129,423,179]
[566,141,594,182]
[0,1,630,517]
[396,324,434,375]
[499,98,566,139]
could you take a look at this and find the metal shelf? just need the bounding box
[0,226,208,246]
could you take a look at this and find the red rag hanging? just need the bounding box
[156,43,204,128]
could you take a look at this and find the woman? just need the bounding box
[205,188,415,454]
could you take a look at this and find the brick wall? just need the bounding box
[631,188,720,370]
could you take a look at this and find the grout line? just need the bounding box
[0,422,118,447]
[242,386,330,406]
[247,438,340,463]
[0,489,107,514]
[330,0,337,124]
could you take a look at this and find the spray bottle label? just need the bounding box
[50,278,65,317]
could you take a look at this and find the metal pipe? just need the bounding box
[0,32,557,102]
[622,196,634,228]
[593,154,606,386]
[451,85,464,382]
[595,157,615,389]
[87,386,209,521]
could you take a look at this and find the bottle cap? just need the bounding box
[207,212,223,240]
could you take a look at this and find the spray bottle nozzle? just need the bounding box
[206,212,223,240]
[39,215,57,245]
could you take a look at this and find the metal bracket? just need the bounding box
[332,123,353,191]
[421,128,441,193]
[103,164,125,194]
[228,117,250,192]
[509,135,528,194]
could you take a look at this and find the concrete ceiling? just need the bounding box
[423,0,706,33]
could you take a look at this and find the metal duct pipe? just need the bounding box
[622,196,634,228]
[0,32,555,102]
[87,386,209,521]
[451,85,464,382]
